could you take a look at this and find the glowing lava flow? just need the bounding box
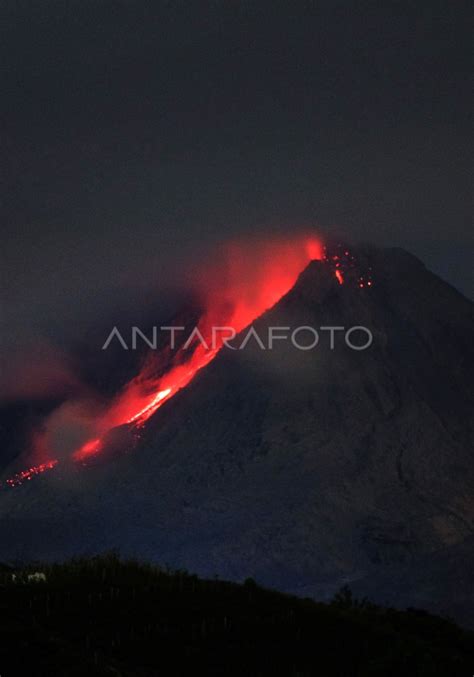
[5,234,345,481]
[73,235,325,461]
[127,387,172,425]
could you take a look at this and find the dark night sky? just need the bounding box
[1,1,472,374]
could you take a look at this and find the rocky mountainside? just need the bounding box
[1,246,473,624]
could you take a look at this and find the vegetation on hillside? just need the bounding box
[0,553,472,676]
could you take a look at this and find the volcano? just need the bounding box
[1,244,473,625]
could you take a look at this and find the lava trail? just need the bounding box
[5,234,330,484]
[73,235,325,460]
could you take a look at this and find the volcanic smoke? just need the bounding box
[5,234,337,484]
[74,235,325,459]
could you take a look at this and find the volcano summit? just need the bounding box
[1,243,473,626]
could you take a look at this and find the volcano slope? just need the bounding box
[1,246,473,624]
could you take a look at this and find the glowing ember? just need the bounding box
[323,244,374,290]
[5,460,58,487]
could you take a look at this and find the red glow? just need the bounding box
[75,438,102,460]
[5,460,58,487]
[306,238,324,261]
[7,235,377,482]
[7,235,334,476]
[73,235,324,461]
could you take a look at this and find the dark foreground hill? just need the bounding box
[0,555,473,677]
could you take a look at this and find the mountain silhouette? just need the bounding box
[1,245,473,625]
